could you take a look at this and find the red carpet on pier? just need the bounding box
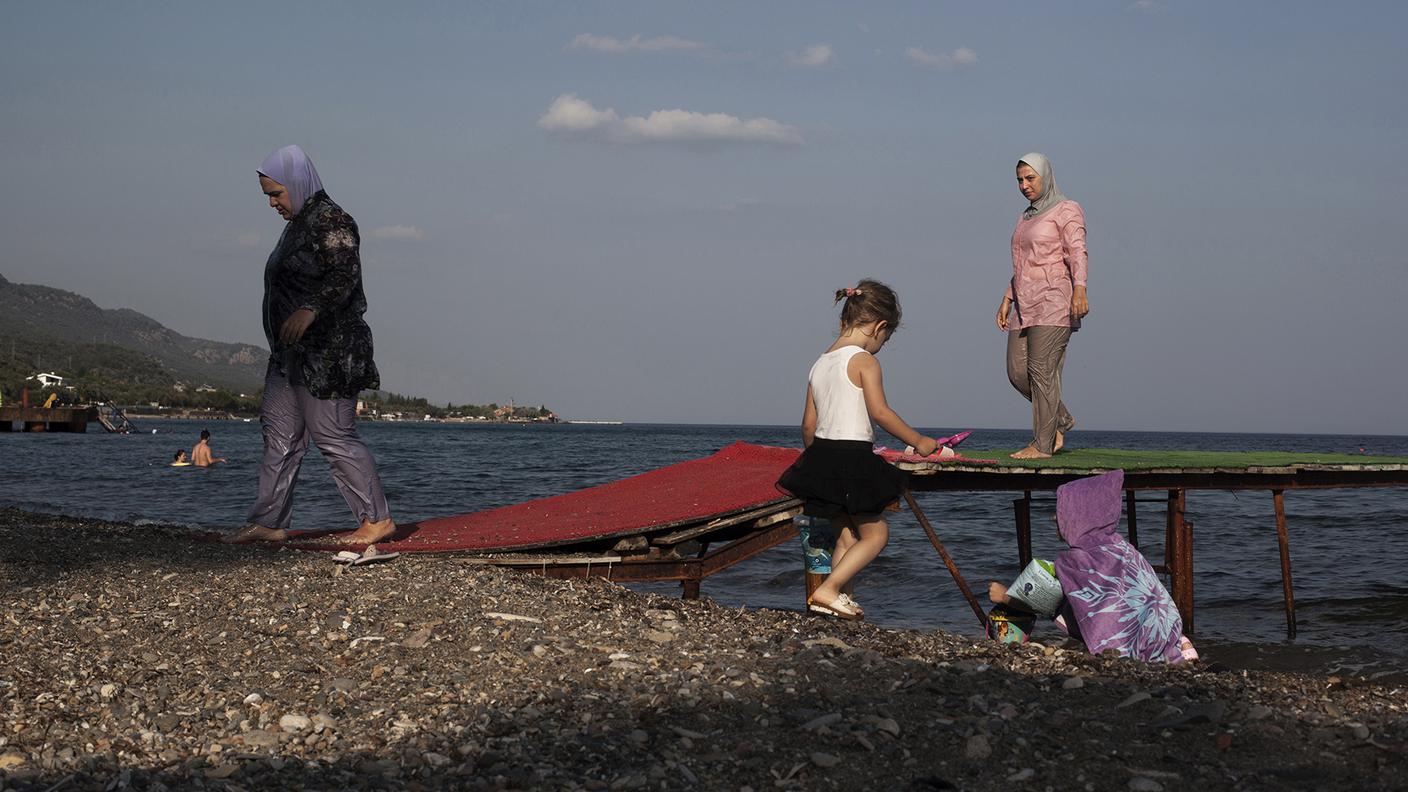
[288,441,802,553]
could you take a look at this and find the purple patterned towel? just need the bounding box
[1054,470,1186,663]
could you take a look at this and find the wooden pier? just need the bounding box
[898,450,1408,637]
[0,404,98,432]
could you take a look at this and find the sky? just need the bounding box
[2,1,1405,434]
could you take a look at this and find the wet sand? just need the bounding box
[2,508,1405,791]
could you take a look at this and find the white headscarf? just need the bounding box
[258,145,325,217]
[1018,152,1069,219]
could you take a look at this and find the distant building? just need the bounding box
[26,372,66,389]
[195,384,218,393]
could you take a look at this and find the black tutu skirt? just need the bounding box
[777,438,908,518]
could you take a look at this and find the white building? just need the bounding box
[26,372,66,389]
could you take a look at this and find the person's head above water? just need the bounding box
[257,145,325,221]
[173,450,186,462]
[200,429,211,441]
[834,279,902,347]
[1016,152,1069,219]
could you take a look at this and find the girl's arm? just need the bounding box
[801,384,818,448]
[851,353,938,455]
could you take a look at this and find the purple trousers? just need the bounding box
[247,367,389,530]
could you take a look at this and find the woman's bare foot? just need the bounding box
[1053,431,1065,453]
[1010,445,1052,460]
[222,524,288,544]
[338,518,397,546]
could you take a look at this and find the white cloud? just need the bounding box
[368,225,425,241]
[904,46,978,70]
[538,94,803,146]
[236,232,262,247]
[568,33,710,55]
[788,43,835,68]
[1129,0,1165,13]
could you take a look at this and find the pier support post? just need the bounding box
[1166,489,1194,635]
[1013,492,1033,569]
[904,490,987,628]
[1125,489,1139,549]
[1273,490,1297,638]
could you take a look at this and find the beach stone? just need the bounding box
[801,713,843,732]
[1153,701,1227,730]
[1129,779,1164,792]
[0,751,27,770]
[1350,724,1370,741]
[329,678,355,692]
[875,717,901,737]
[1118,692,1152,709]
[241,730,280,748]
[243,693,263,705]
[100,683,117,698]
[811,752,840,768]
[964,735,992,760]
[1246,705,1273,721]
[423,751,452,767]
[645,630,675,644]
[279,714,312,733]
[1008,768,1035,782]
[1063,677,1085,690]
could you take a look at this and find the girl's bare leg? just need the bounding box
[830,521,860,598]
[811,515,888,607]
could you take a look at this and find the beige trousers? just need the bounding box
[1006,327,1075,454]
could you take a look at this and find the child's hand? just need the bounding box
[988,581,1009,605]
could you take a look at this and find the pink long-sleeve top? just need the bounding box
[1003,199,1087,330]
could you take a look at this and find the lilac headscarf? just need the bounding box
[1053,470,1186,663]
[258,145,325,217]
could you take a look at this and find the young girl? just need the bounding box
[777,280,939,620]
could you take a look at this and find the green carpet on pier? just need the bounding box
[965,448,1408,471]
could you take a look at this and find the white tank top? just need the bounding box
[809,346,873,442]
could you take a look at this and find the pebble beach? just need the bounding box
[2,508,1406,792]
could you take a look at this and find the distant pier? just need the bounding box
[0,405,98,432]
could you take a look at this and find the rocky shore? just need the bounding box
[2,509,1405,791]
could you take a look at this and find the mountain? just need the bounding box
[0,273,267,393]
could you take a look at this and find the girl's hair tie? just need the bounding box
[845,287,862,297]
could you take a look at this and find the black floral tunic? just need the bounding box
[262,191,380,399]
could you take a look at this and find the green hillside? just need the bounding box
[0,273,266,394]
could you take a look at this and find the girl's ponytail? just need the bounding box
[835,279,901,333]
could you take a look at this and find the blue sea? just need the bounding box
[2,420,1406,681]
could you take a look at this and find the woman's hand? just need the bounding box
[279,308,316,345]
[988,581,1010,605]
[1071,285,1089,319]
[996,298,1012,331]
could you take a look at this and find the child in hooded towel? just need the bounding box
[994,469,1195,662]
[1054,469,1194,662]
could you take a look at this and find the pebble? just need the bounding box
[1350,724,1370,741]
[1008,767,1035,782]
[1063,677,1085,690]
[278,714,312,733]
[243,693,263,705]
[964,735,992,759]
[1129,778,1164,792]
[811,752,841,768]
[1117,692,1151,709]
[1246,705,1274,721]
[0,751,26,770]
[875,717,901,737]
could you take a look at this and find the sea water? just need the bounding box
[2,420,1405,680]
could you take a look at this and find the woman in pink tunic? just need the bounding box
[996,153,1089,459]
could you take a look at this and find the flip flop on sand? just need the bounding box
[808,594,863,621]
[333,545,400,566]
